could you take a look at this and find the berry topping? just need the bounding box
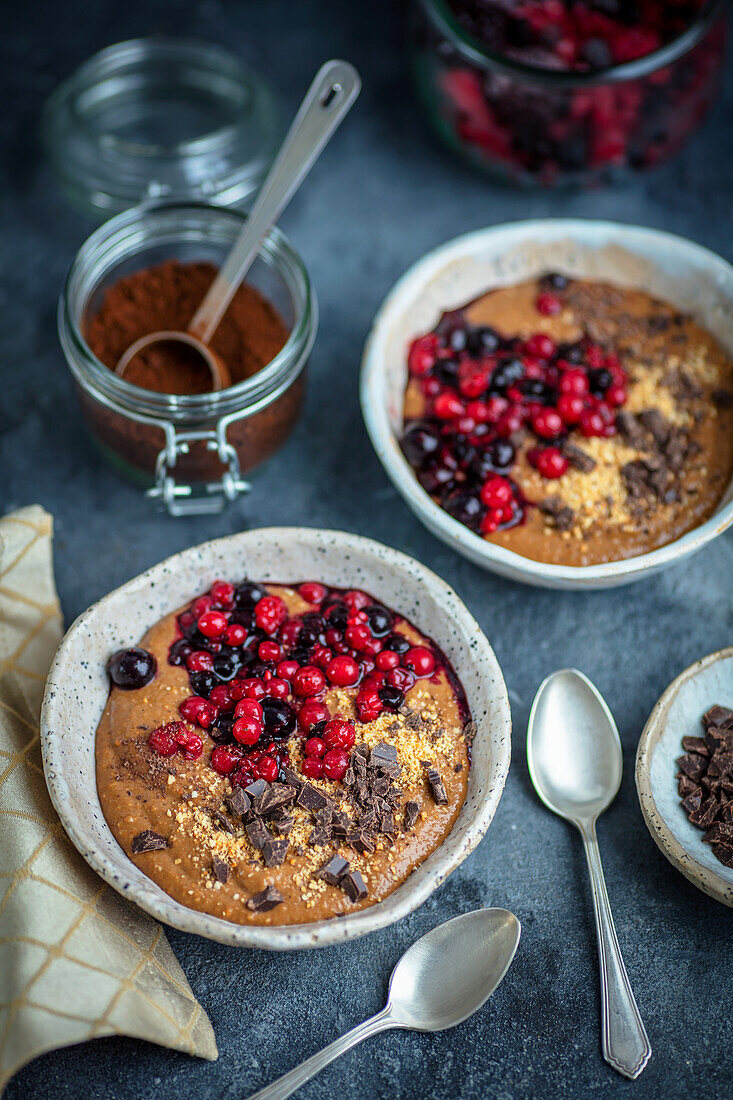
[322,748,350,782]
[298,699,331,732]
[299,581,327,604]
[254,595,287,634]
[304,737,327,758]
[210,745,241,775]
[403,646,436,677]
[323,718,356,751]
[326,654,360,687]
[533,447,569,479]
[197,610,228,638]
[107,647,157,690]
[292,665,327,697]
[301,756,324,779]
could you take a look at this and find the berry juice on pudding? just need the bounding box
[95,580,474,925]
[401,273,733,566]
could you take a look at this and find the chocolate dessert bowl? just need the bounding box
[361,219,733,589]
[40,528,511,949]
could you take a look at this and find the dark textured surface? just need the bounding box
[3,1,733,1097]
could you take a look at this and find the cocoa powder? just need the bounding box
[86,259,288,394]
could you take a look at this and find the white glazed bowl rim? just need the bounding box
[40,527,511,949]
[360,218,733,589]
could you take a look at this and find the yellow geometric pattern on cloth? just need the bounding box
[0,506,217,1095]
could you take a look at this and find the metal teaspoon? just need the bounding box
[115,59,360,388]
[246,907,521,1100]
[527,668,651,1079]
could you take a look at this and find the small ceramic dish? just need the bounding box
[635,647,733,907]
[40,528,511,949]
[360,218,733,589]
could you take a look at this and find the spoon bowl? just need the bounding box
[247,908,520,1100]
[387,907,521,1031]
[528,668,622,825]
[115,330,231,391]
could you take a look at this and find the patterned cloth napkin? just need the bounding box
[0,506,217,1094]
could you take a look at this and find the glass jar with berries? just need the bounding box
[410,0,726,186]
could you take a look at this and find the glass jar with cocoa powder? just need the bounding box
[59,203,316,515]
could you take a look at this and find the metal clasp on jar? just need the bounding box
[147,420,250,516]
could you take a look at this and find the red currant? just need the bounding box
[322,748,350,781]
[535,447,569,479]
[536,293,562,316]
[292,665,326,697]
[327,654,360,686]
[298,699,330,732]
[531,408,563,440]
[480,475,513,508]
[254,595,287,634]
[210,580,235,608]
[299,581,327,604]
[233,715,263,746]
[197,610,228,638]
[301,756,324,779]
[224,623,247,647]
[256,756,278,783]
[403,646,436,677]
[210,745,241,775]
[323,718,356,751]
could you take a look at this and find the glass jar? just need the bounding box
[410,0,727,187]
[42,39,281,219]
[59,203,316,516]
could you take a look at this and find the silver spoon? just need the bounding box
[527,668,651,1080]
[246,907,521,1100]
[115,59,361,388]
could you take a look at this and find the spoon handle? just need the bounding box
[245,1006,395,1100]
[190,59,360,344]
[580,823,651,1079]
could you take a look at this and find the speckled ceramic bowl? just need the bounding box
[41,528,511,949]
[361,219,733,589]
[636,647,733,907]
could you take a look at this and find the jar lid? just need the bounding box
[42,38,281,218]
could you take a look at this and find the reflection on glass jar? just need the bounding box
[411,0,726,187]
[59,203,316,515]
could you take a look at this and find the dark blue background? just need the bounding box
[3,1,732,1097]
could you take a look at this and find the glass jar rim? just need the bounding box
[420,0,725,87]
[43,38,281,216]
[59,201,316,421]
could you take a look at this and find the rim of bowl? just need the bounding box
[360,218,733,588]
[419,0,725,89]
[40,527,511,949]
[635,646,733,907]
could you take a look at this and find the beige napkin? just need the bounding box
[0,506,217,1094]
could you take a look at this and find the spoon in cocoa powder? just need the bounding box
[116,60,360,390]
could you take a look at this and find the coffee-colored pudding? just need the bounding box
[401,274,733,566]
[96,580,473,926]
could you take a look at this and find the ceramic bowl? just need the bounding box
[361,218,733,589]
[635,647,733,907]
[40,528,511,949]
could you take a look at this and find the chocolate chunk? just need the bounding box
[454,762,464,773]
[379,810,396,835]
[281,766,304,790]
[347,829,375,855]
[403,800,420,831]
[245,818,271,851]
[314,807,334,827]
[424,766,448,805]
[689,796,718,829]
[244,779,269,800]
[353,743,370,763]
[712,388,733,409]
[638,408,670,448]
[262,838,289,868]
[676,753,707,782]
[308,825,333,847]
[331,811,350,838]
[343,765,355,787]
[341,870,368,903]
[616,411,646,449]
[256,783,297,815]
[318,854,350,886]
[712,843,733,868]
[296,783,331,812]
[212,855,229,884]
[562,442,596,473]
[370,741,398,769]
[370,775,390,797]
[681,736,709,757]
[247,885,284,912]
[703,821,733,845]
[539,497,574,531]
[681,791,702,816]
[677,774,700,799]
[712,752,733,777]
[463,720,476,745]
[269,811,294,836]
[131,830,168,854]
[212,810,235,834]
[703,705,733,731]
[358,805,378,831]
[225,787,251,817]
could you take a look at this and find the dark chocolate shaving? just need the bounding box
[256,783,297,815]
[247,885,284,912]
[244,779,268,800]
[538,496,575,531]
[225,787,251,817]
[212,810,235,834]
[212,855,230,884]
[403,800,420,831]
[262,838,289,868]
[245,818,271,851]
[131,830,168,854]
[341,870,368,903]
[296,783,331,812]
[424,766,448,805]
[318,854,350,886]
[562,441,596,473]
